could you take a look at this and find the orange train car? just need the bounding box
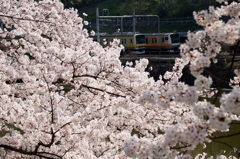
[144,33,180,52]
[92,32,146,55]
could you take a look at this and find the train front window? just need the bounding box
[180,36,187,43]
[136,35,146,44]
[171,34,180,43]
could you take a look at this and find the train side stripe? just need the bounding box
[146,44,172,47]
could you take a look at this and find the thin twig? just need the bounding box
[213,40,240,104]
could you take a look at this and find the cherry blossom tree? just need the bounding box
[0,0,156,158]
[124,0,240,158]
[0,0,239,159]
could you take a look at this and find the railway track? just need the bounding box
[120,52,240,62]
[120,53,180,62]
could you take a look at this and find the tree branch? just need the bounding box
[0,144,62,159]
[81,84,126,98]
[213,40,240,104]
[0,14,46,23]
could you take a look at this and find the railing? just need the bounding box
[93,17,196,31]
[159,17,195,26]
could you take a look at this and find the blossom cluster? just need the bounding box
[0,0,160,158]
[124,0,240,158]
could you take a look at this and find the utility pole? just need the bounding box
[96,8,100,42]
[133,10,136,44]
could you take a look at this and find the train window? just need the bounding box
[162,38,164,42]
[136,35,145,44]
[122,39,126,44]
[130,39,132,43]
[165,37,168,41]
[180,36,187,43]
[151,38,157,43]
[171,34,180,43]
[146,38,148,44]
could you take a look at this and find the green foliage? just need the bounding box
[60,0,82,8]
[115,0,159,16]
[62,0,219,18]
[60,0,220,33]
[156,0,218,18]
